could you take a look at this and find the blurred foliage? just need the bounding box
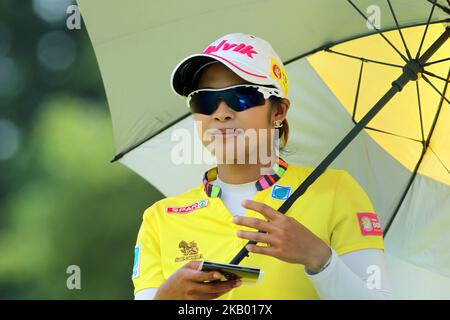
[0,0,106,202]
[0,1,164,299]
[0,97,164,299]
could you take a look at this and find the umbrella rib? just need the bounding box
[284,19,449,67]
[325,48,403,68]
[387,0,412,60]
[416,82,426,144]
[110,112,191,162]
[352,60,365,122]
[346,0,409,63]
[326,49,421,145]
[363,126,423,144]
[422,70,450,83]
[416,0,437,59]
[425,57,450,66]
[383,153,422,235]
[384,67,450,235]
[428,145,450,175]
[426,0,450,15]
[422,68,450,151]
[422,74,450,105]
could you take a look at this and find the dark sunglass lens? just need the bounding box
[229,87,265,111]
[189,91,218,115]
[189,87,266,114]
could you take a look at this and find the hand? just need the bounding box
[153,260,242,300]
[233,200,331,273]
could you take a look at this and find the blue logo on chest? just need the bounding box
[271,184,292,200]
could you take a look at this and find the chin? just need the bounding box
[215,148,255,165]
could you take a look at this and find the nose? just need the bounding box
[212,99,234,122]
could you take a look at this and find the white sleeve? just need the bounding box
[134,288,159,300]
[306,247,393,300]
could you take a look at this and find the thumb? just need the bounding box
[184,260,203,270]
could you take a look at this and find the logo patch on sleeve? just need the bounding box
[132,244,141,279]
[166,200,208,214]
[271,184,291,200]
[357,212,383,236]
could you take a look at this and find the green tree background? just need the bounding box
[0,1,164,299]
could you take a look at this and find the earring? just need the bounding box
[273,120,283,128]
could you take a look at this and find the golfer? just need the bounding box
[132,33,392,300]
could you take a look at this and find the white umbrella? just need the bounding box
[77,0,450,298]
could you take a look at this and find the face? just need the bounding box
[191,62,288,164]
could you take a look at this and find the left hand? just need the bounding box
[234,200,331,273]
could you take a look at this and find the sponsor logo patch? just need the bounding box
[357,212,383,236]
[132,244,140,279]
[175,240,203,262]
[203,39,258,58]
[271,184,291,200]
[270,57,289,96]
[166,200,208,214]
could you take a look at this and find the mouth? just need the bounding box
[209,128,244,139]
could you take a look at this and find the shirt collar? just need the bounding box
[202,157,289,198]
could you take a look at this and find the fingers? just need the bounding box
[188,269,222,282]
[241,200,281,221]
[236,230,271,245]
[183,261,222,282]
[196,279,242,294]
[183,263,240,300]
[184,260,202,270]
[188,280,241,301]
[233,216,275,232]
[246,243,274,257]
[185,277,242,300]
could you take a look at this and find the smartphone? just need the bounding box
[198,260,264,284]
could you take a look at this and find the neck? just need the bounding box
[216,155,278,184]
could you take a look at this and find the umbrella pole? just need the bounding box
[230,26,450,265]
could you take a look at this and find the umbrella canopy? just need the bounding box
[77,0,450,298]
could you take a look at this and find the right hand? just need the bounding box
[154,260,242,300]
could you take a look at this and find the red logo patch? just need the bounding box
[166,200,208,214]
[273,64,282,79]
[357,212,383,236]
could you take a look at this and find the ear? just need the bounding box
[271,98,290,122]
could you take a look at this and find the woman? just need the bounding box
[132,33,392,300]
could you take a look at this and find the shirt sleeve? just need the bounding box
[329,170,384,255]
[132,205,166,296]
[135,288,158,300]
[306,247,393,299]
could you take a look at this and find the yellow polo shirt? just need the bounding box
[132,158,384,299]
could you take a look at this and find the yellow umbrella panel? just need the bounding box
[308,23,450,186]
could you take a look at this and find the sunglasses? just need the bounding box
[186,84,282,115]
